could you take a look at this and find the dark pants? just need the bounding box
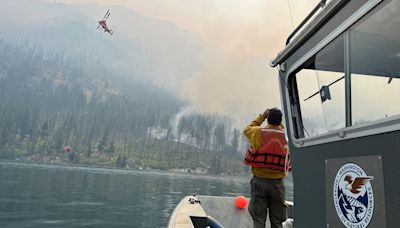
[248,176,286,228]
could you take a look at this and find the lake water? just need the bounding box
[0,161,293,227]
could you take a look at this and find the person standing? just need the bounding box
[243,108,290,228]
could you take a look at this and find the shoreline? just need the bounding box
[0,159,251,181]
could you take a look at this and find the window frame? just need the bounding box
[283,0,400,147]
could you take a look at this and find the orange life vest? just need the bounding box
[243,128,289,172]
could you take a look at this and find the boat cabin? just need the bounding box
[271,0,400,227]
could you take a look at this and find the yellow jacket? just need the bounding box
[243,114,286,179]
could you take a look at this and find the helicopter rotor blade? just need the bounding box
[105,12,110,21]
[102,9,110,20]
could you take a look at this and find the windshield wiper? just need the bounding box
[303,75,345,102]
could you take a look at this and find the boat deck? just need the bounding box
[199,195,253,227]
[168,195,293,228]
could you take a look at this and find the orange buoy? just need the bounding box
[235,195,247,209]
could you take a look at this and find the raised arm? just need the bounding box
[243,110,268,149]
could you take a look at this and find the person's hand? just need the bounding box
[262,109,270,118]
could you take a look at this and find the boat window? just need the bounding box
[350,0,400,125]
[294,36,345,138]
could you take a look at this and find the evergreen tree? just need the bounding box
[107,142,115,160]
[231,129,240,155]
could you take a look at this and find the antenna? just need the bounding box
[286,0,295,30]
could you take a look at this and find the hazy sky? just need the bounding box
[61,0,319,125]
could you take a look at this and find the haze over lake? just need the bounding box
[1,1,302,227]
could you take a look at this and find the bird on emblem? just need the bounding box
[344,175,374,194]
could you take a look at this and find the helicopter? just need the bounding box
[97,10,113,35]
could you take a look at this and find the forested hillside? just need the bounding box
[0,41,247,175]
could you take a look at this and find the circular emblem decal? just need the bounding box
[333,163,374,228]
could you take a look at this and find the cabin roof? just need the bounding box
[270,0,349,67]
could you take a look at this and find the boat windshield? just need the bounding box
[293,0,400,138]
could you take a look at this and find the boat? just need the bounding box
[167,195,293,228]
[169,0,400,227]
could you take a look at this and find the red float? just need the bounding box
[235,195,247,209]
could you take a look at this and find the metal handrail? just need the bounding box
[286,0,327,45]
[270,0,349,68]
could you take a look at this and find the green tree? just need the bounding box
[116,153,127,168]
[231,129,240,155]
[107,142,115,160]
[98,134,108,153]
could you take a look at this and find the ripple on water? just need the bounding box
[167,191,182,195]
[33,219,76,225]
[58,201,104,206]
